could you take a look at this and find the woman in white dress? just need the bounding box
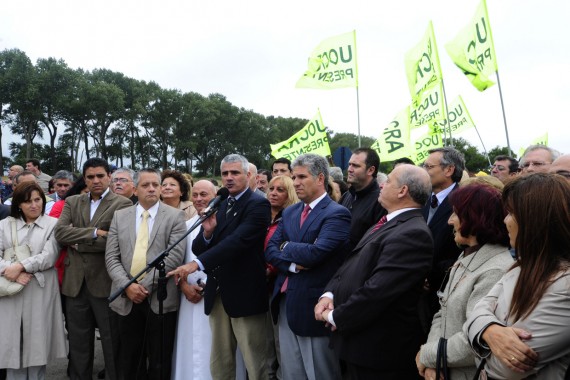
[0,182,67,380]
[171,180,217,380]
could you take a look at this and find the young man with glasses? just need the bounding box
[490,155,519,183]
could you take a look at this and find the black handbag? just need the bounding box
[436,337,450,380]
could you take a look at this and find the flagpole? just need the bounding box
[473,122,492,167]
[356,87,361,147]
[441,81,452,147]
[495,70,511,154]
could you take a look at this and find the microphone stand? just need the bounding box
[108,207,218,380]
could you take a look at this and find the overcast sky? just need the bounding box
[1,0,569,160]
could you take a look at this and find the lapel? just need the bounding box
[424,183,458,226]
[80,194,91,227]
[216,188,251,236]
[298,195,331,241]
[353,209,421,252]
[90,191,114,226]
[126,206,137,252]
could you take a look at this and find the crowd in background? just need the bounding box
[0,144,569,380]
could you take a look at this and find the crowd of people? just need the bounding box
[0,144,569,380]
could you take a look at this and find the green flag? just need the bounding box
[270,110,331,160]
[430,95,476,136]
[404,21,444,98]
[372,106,413,162]
[296,31,358,89]
[445,0,499,91]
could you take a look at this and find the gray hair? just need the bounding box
[112,168,135,181]
[429,147,466,183]
[52,170,75,182]
[520,144,561,165]
[292,154,330,186]
[221,154,249,174]
[329,167,344,182]
[376,172,388,186]
[133,168,161,187]
[397,165,432,206]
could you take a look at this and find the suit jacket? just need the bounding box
[325,209,433,372]
[193,188,270,317]
[105,202,187,315]
[422,184,462,298]
[54,191,133,298]
[0,204,10,221]
[267,195,351,337]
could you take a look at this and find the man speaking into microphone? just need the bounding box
[168,154,271,380]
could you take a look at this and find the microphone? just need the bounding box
[202,187,230,215]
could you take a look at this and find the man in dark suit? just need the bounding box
[168,154,270,380]
[266,153,351,380]
[54,158,132,380]
[315,164,434,379]
[420,147,464,333]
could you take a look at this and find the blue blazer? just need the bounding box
[266,195,351,337]
[193,188,271,317]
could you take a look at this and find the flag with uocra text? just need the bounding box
[270,110,331,160]
[445,0,499,91]
[296,31,358,89]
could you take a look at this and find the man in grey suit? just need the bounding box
[54,158,132,380]
[105,168,186,380]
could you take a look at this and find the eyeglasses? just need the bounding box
[112,178,132,184]
[422,163,442,170]
[490,164,507,171]
[521,161,550,169]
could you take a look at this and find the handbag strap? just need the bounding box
[436,337,450,380]
[473,358,486,380]
[9,217,20,248]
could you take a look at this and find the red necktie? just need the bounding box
[281,204,312,293]
[371,215,388,233]
[300,204,311,227]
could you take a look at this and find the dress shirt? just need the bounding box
[135,202,160,237]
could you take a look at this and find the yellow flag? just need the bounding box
[372,106,412,162]
[296,31,358,89]
[445,0,499,91]
[409,82,446,129]
[404,21,444,98]
[411,125,444,164]
[430,95,476,136]
[531,133,548,146]
[270,110,331,160]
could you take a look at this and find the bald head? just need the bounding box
[380,164,431,212]
[248,163,258,190]
[550,154,570,182]
[191,180,217,213]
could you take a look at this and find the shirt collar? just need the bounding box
[230,187,249,201]
[136,201,160,219]
[386,207,418,222]
[89,187,110,203]
[433,182,456,205]
[306,192,327,210]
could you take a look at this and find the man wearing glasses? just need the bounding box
[490,155,519,183]
[519,144,561,174]
[111,168,138,204]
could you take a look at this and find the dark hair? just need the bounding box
[63,176,87,199]
[272,157,292,172]
[393,157,415,168]
[353,147,380,178]
[161,169,190,202]
[258,169,272,182]
[494,155,519,173]
[429,147,466,183]
[449,184,509,246]
[82,158,110,177]
[503,173,570,320]
[48,179,55,193]
[10,182,46,219]
[26,158,41,170]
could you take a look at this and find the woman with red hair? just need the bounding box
[416,183,514,380]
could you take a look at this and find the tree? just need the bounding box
[451,137,489,173]
[328,132,375,155]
